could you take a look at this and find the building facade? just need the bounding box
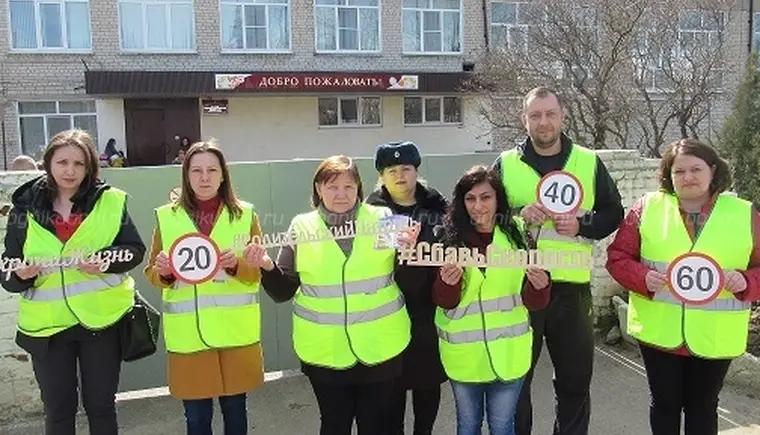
[0,0,495,166]
[0,0,756,166]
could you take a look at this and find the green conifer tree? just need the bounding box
[722,52,760,203]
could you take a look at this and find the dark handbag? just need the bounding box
[119,291,161,362]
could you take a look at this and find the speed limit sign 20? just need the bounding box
[666,252,724,305]
[536,171,584,215]
[169,233,222,284]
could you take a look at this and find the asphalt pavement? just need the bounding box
[2,342,760,434]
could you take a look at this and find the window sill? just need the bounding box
[403,122,464,127]
[9,49,93,55]
[221,49,293,54]
[119,49,198,54]
[402,51,463,56]
[314,50,383,56]
[318,124,383,129]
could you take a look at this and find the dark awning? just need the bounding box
[84,71,473,96]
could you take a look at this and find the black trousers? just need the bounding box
[516,284,594,435]
[639,344,732,435]
[388,383,441,435]
[31,324,123,435]
[309,376,396,435]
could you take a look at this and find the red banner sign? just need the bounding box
[215,73,419,92]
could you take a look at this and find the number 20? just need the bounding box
[178,246,212,272]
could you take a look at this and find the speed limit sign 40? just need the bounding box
[536,171,584,215]
[666,252,724,305]
[169,233,222,284]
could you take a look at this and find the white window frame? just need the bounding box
[403,96,463,126]
[8,0,92,52]
[314,0,382,53]
[219,0,292,53]
[117,0,197,53]
[16,100,98,158]
[402,0,463,55]
[317,96,382,128]
[489,1,531,52]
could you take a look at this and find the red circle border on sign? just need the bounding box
[168,232,222,285]
[535,170,585,217]
[665,252,725,306]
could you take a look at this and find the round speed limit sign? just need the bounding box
[666,252,724,305]
[536,171,584,215]
[169,233,222,284]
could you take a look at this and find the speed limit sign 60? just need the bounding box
[536,171,584,215]
[169,233,222,284]
[666,252,724,305]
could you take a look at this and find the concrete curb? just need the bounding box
[611,295,760,390]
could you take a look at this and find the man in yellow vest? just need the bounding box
[492,87,624,435]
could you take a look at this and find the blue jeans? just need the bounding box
[450,378,525,435]
[182,393,248,435]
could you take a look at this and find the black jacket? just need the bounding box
[1,175,146,356]
[366,182,449,388]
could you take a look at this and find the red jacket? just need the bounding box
[605,192,760,356]
[432,230,551,311]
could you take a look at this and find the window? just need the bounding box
[318,97,381,127]
[119,0,195,51]
[403,97,462,125]
[315,0,380,52]
[17,101,98,159]
[678,10,725,56]
[221,0,290,51]
[490,1,530,51]
[402,0,461,53]
[9,0,91,50]
[756,13,760,53]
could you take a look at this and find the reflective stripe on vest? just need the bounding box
[500,144,597,283]
[163,292,259,314]
[18,188,135,337]
[22,274,128,301]
[155,201,261,354]
[300,273,393,298]
[640,259,752,312]
[435,223,533,383]
[438,321,531,345]
[293,293,405,325]
[629,191,753,358]
[291,204,411,369]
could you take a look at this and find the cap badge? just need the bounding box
[394,151,400,158]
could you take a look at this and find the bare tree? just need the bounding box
[471,0,735,155]
[630,0,734,157]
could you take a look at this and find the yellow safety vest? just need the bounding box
[156,202,260,354]
[18,189,135,337]
[500,144,597,283]
[435,223,533,383]
[291,204,411,369]
[630,191,753,358]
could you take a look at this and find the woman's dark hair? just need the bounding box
[310,155,364,208]
[442,165,526,250]
[658,138,731,195]
[42,129,100,197]
[175,140,243,221]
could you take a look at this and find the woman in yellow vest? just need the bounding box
[144,141,264,434]
[0,129,146,435]
[606,138,760,435]
[431,165,550,435]
[243,155,420,435]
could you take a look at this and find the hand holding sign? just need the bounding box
[537,171,584,216]
[724,270,747,294]
[169,233,222,284]
[15,263,41,280]
[520,203,550,225]
[666,253,724,305]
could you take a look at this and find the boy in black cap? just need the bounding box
[366,141,448,435]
